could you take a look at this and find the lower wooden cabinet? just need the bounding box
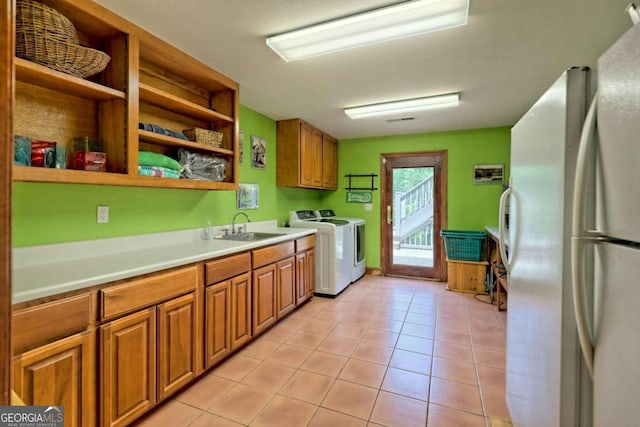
[295,253,308,305]
[157,293,197,401]
[252,264,277,336]
[276,257,296,318]
[230,272,252,350]
[100,308,156,427]
[13,330,94,427]
[306,249,316,298]
[205,281,231,368]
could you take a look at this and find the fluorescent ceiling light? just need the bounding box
[266,0,470,62]
[345,93,460,119]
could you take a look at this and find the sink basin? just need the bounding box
[216,232,285,242]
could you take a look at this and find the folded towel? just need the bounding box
[138,165,181,179]
[138,151,181,171]
[139,122,188,140]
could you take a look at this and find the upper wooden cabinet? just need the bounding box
[12,0,239,190]
[276,118,338,190]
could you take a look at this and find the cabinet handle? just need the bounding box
[386,206,392,225]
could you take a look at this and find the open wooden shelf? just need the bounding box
[138,130,233,156]
[15,58,125,101]
[139,83,233,124]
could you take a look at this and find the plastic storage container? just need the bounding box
[440,230,487,261]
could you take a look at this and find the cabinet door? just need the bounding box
[205,281,231,368]
[231,272,252,350]
[311,129,323,187]
[322,134,338,189]
[307,249,316,297]
[277,257,296,318]
[100,308,156,427]
[252,264,277,336]
[299,122,315,186]
[13,331,93,427]
[157,294,197,401]
[295,253,308,306]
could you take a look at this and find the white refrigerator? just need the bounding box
[500,19,640,427]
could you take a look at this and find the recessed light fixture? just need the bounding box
[266,0,470,62]
[345,93,460,119]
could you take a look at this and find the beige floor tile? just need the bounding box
[279,370,334,404]
[481,384,511,419]
[341,313,374,326]
[477,365,506,390]
[331,322,367,339]
[431,356,478,385]
[362,328,399,347]
[301,319,338,335]
[264,343,312,368]
[433,340,474,363]
[133,400,201,427]
[207,383,272,425]
[351,341,394,365]
[429,377,483,415]
[427,403,486,427]
[261,324,297,343]
[402,322,436,339]
[189,412,244,427]
[175,373,235,410]
[317,335,359,356]
[250,395,316,427]
[285,330,326,349]
[369,390,428,427]
[300,350,349,377]
[389,349,432,375]
[409,303,436,315]
[321,379,378,420]
[375,309,408,321]
[405,312,437,326]
[213,355,261,381]
[369,317,404,333]
[339,358,387,388]
[240,361,295,391]
[395,334,434,355]
[435,328,472,346]
[314,310,347,322]
[239,338,281,360]
[308,407,367,427]
[381,367,430,400]
[474,348,506,369]
[471,331,507,351]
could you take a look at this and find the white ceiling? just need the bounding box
[96,0,632,140]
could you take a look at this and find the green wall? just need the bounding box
[12,106,321,247]
[322,127,511,268]
[12,107,510,272]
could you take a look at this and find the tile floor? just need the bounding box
[134,275,510,427]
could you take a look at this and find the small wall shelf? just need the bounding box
[345,173,378,191]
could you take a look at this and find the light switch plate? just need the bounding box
[364,203,373,211]
[97,205,109,223]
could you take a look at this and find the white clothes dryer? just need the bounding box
[316,209,366,282]
[289,210,353,297]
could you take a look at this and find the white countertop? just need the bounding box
[485,226,509,247]
[12,220,315,304]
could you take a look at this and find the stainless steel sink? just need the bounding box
[216,232,285,242]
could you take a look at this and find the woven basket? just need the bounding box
[16,0,79,44]
[183,128,223,148]
[16,31,110,78]
[15,0,111,78]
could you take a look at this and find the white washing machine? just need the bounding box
[316,209,366,282]
[289,210,353,297]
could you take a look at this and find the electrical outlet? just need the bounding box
[364,203,373,211]
[97,205,109,224]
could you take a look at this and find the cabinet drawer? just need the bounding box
[99,266,197,321]
[295,234,315,252]
[205,252,251,285]
[252,241,295,269]
[13,293,92,354]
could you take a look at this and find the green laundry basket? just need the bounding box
[440,230,487,262]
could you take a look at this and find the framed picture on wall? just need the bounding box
[251,135,266,169]
[474,164,504,185]
[239,131,245,164]
[237,183,259,209]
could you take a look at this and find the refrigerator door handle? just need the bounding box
[571,94,599,378]
[499,187,512,273]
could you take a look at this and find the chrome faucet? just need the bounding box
[231,212,251,234]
